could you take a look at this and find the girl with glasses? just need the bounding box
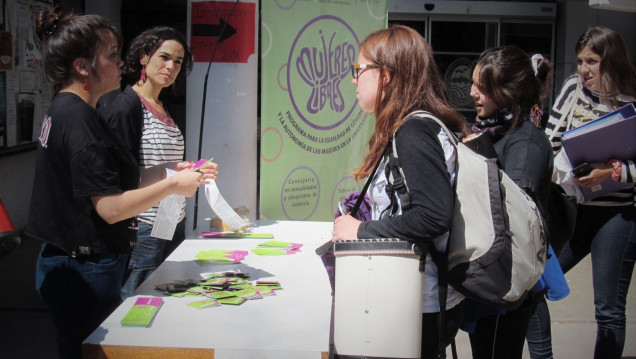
[332,24,467,358]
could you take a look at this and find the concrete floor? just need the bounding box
[1,234,635,359]
[450,251,636,359]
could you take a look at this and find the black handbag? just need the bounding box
[545,183,578,256]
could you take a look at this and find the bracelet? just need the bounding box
[608,159,622,182]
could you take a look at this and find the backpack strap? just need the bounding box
[409,110,459,146]
[386,111,459,213]
[315,140,392,256]
[386,137,412,215]
[389,110,459,359]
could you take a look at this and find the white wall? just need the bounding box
[185,0,259,235]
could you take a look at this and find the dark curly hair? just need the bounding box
[122,26,193,87]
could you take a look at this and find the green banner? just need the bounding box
[260,0,387,221]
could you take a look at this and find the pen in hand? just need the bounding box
[338,201,348,216]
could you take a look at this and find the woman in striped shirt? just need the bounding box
[108,27,219,298]
[540,26,636,359]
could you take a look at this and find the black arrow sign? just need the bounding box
[192,18,237,43]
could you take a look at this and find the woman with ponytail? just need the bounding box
[464,45,557,359]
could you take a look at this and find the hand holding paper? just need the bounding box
[191,157,219,178]
[170,169,206,197]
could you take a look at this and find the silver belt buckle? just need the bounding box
[71,246,91,258]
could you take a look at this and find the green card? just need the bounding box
[188,299,219,309]
[217,297,246,305]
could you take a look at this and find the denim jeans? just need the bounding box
[35,244,128,359]
[558,205,636,359]
[526,296,553,359]
[121,219,185,298]
[528,205,635,359]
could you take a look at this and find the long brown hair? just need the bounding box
[353,25,466,180]
[576,26,636,100]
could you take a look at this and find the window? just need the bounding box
[389,1,556,121]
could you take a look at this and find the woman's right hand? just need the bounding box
[574,162,612,188]
[169,169,207,197]
[331,214,361,242]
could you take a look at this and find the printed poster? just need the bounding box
[260,0,387,221]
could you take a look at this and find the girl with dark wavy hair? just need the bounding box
[107,26,218,299]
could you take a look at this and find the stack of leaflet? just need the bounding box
[120,297,164,327]
[562,103,636,201]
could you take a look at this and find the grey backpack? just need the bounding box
[387,111,547,310]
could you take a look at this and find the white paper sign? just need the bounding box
[150,169,185,240]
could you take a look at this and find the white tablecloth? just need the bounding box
[82,220,333,359]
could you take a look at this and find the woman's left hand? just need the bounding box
[178,161,219,181]
[198,161,219,181]
[331,214,361,242]
[574,162,612,188]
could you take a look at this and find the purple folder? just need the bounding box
[562,103,636,201]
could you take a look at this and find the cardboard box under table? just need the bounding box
[82,221,333,359]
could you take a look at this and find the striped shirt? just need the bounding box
[137,97,186,224]
[545,75,635,207]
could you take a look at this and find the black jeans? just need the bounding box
[469,293,540,359]
[421,301,465,359]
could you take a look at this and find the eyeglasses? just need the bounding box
[351,63,380,80]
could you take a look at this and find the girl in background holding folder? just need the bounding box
[331,25,467,358]
[28,9,208,358]
[107,26,218,298]
[539,26,636,359]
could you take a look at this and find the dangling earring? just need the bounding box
[139,67,147,83]
[530,104,543,128]
[84,78,90,91]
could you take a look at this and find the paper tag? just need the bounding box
[151,169,184,240]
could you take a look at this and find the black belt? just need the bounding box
[41,243,103,258]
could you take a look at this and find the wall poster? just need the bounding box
[260,0,387,221]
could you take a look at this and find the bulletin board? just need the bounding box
[0,0,54,150]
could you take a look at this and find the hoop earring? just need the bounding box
[84,78,90,91]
